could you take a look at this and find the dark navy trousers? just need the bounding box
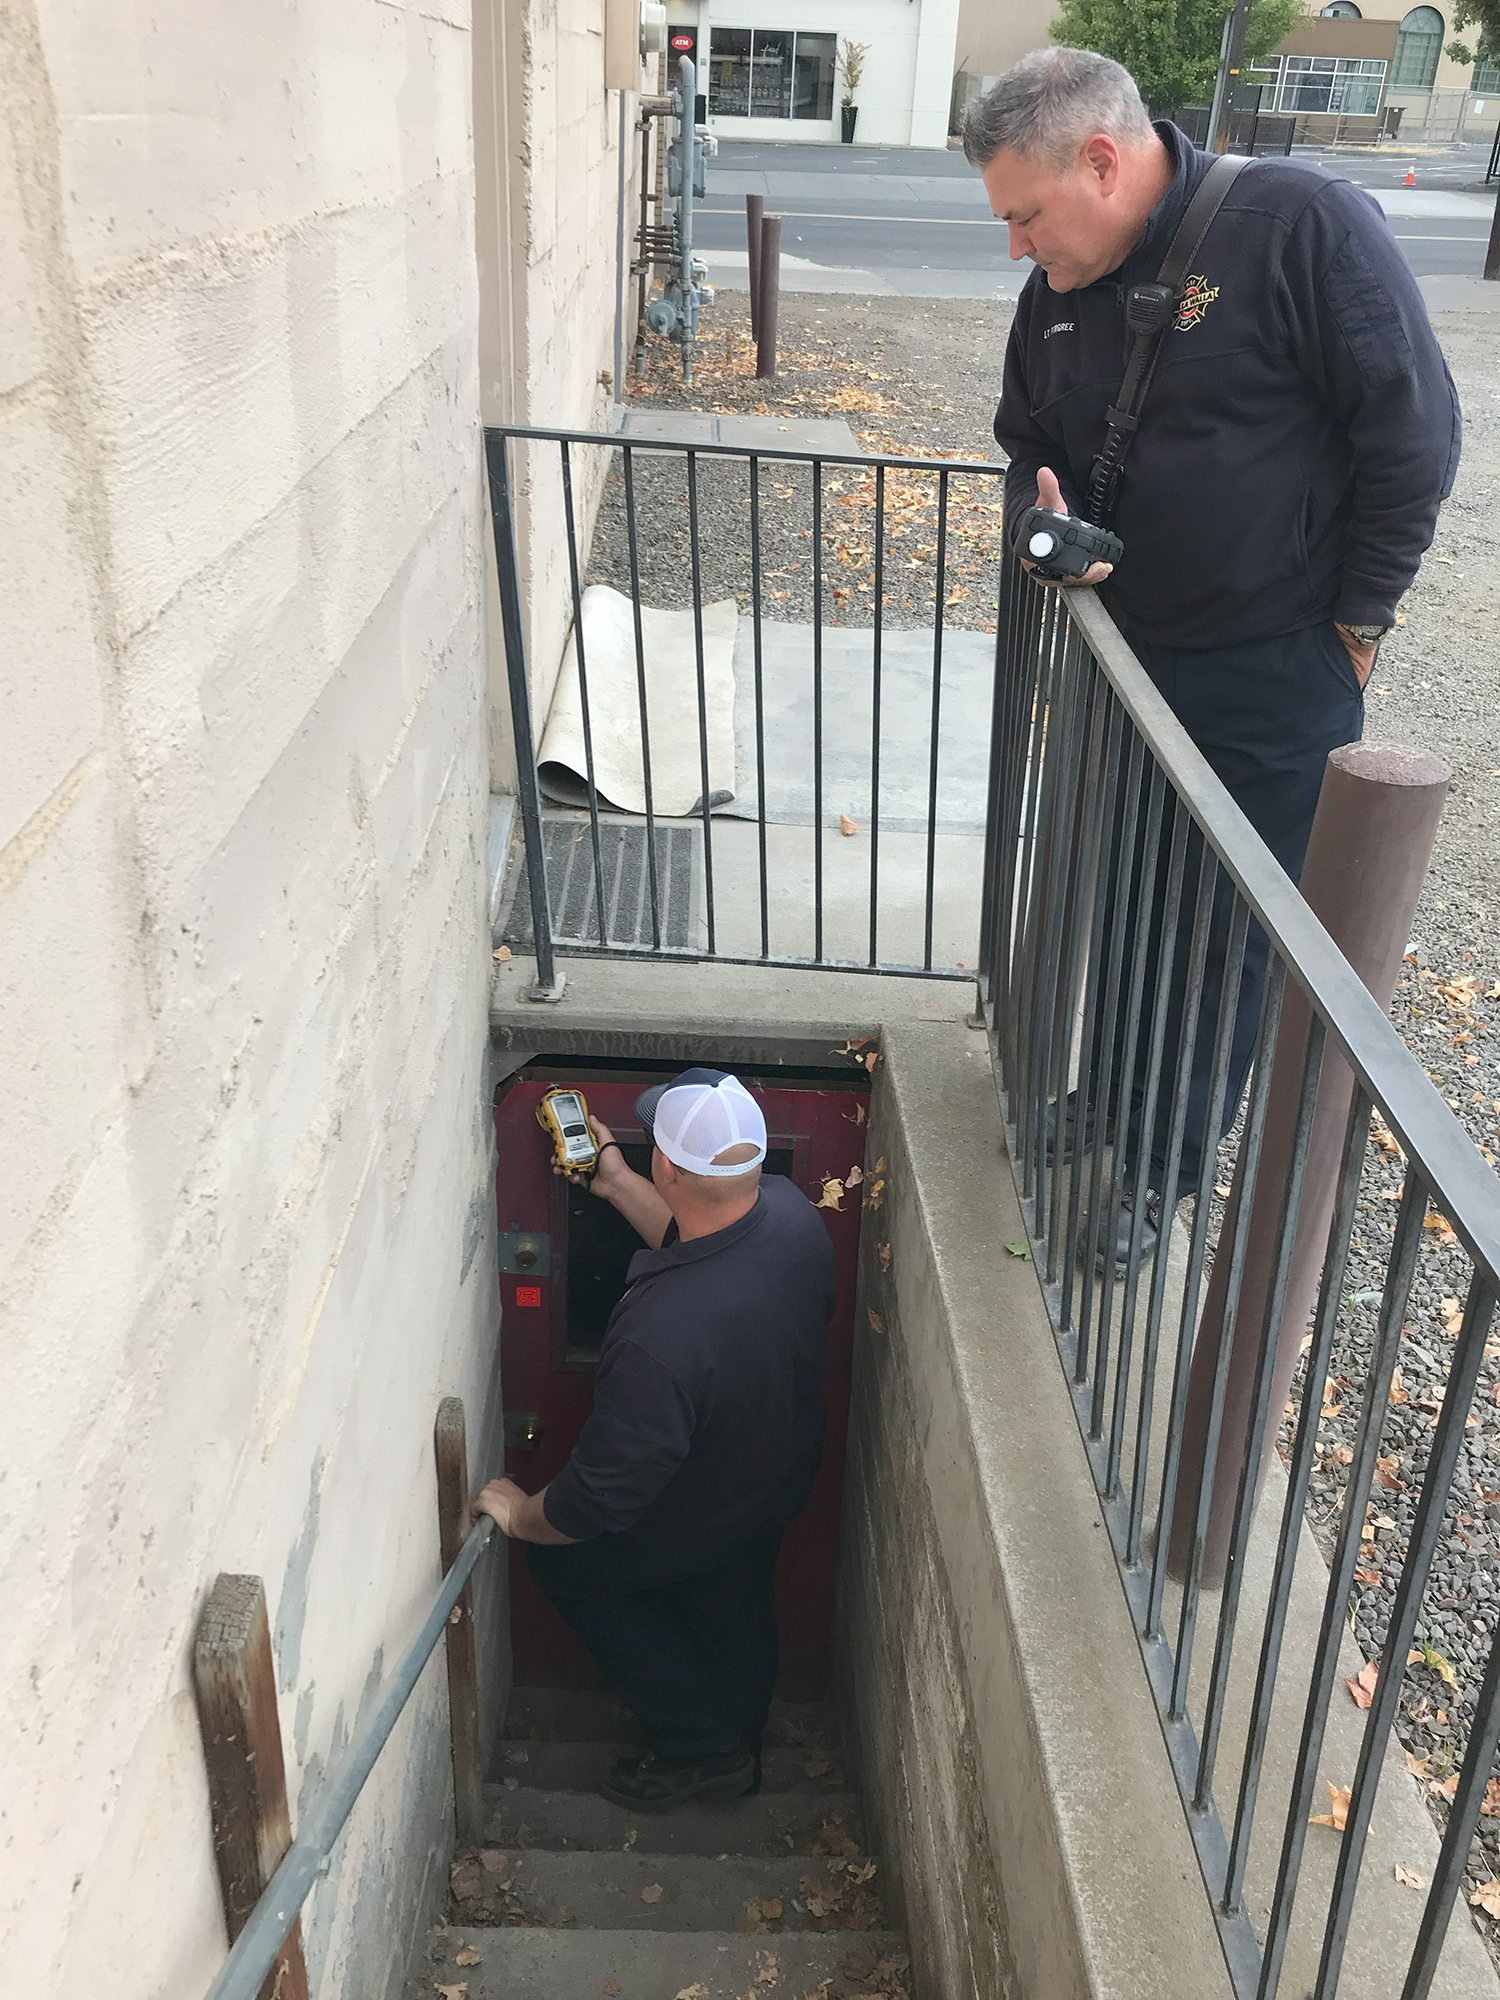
[1104,617,1365,1199]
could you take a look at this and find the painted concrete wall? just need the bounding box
[0,4,501,1998]
[702,0,961,148]
[475,0,641,769]
[954,0,1058,83]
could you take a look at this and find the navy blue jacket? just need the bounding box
[995,125,1461,649]
[543,1172,835,1552]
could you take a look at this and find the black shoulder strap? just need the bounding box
[1085,152,1251,527]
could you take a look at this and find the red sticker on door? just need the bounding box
[515,1285,542,1307]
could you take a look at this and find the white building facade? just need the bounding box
[666,0,961,148]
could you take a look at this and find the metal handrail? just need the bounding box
[201,1516,495,2000]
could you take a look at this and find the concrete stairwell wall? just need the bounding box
[836,1023,1235,2000]
[0,5,499,1997]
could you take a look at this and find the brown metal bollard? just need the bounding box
[1168,741,1449,1588]
[756,215,781,379]
[746,193,764,342]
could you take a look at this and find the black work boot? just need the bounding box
[1081,1183,1163,1277]
[598,1749,758,1814]
[1045,1089,1115,1166]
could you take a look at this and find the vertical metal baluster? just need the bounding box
[1164,890,1254,1704]
[1142,852,1224,1641]
[747,454,769,959]
[1315,1268,1500,1998]
[685,449,717,954]
[1047,666,1112,1294]
[989,537,1030,1075]
[1404,1596,1500,1997]
[1027,623,1089,1255]
[1125,795,1189,1566]
[559,442,609,948]
[1070,715,1140,1382]
[869,462,885,967]
[1225,1085,1369,1916]
[484,430,558,993]
[923,468,949,970]
[1196,985,1319,1809]
[978,511,1016,1003]
[622,445,662,949]
[1060,702,1129,1346]
[1257,1175,1428,1999]
[1013,592,1061,1192]
[812,460,825,963]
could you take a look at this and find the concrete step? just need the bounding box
[448,1848,888,1933]
[415,1925,909,2000]
[503,1686,840,1750]
[485,1783,866,1855]
[490,1741,853,1795]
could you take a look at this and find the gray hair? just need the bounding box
[962,46,1154,170]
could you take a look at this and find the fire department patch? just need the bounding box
[1174,275,1220,330]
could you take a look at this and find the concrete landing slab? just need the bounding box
[618,409,861,456]
[1421,274,1500,312]
[502,1687,838,1749]
[485,1784,866,1856]
[413,1926,907,2000]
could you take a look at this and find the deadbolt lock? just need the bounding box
[504,1410,544,1452]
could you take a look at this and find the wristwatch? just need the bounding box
[1337,621,1391,645]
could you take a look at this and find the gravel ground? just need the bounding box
[618,297,1500,1949]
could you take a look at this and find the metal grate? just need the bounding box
[501,817,700,952]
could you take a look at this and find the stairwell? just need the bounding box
[410,1687,912,2000]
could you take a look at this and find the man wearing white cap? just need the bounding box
[473,1067,836,1812]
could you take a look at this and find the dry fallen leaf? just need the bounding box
[1354,1566,1383,1586]
[756,1953,780,1986]
[641,1882,664,1904]
[436,1987,468,2000]
[1310,1782,1352,1831]
[840,814,859,836]
[877,1242,892,1272]
[1485,1777,1500,1816]
[846,1164,863,1187]
[867,1308,885,1335]
[1395,1864,1426,1890]
[455,1946,482,1967]
[1473,1877,1500,1920]
[816,1176,845,1211]
[492,944,511,963]
[1374,1454,1405,1491]
[1424,1210,1460,1249]
[1331,1443,1354,1466]
[604,1982,621,1997]
[675,1986,709,2000]
[1322,1374,1344,1419]
[1345,1659,1379,1710]
[1431,1772,1461,1801]
[1405,1749,1431,1779]
[866,1177,886,1210]
[1214,1183,1232,1198]
[1389,1371,1410,1405]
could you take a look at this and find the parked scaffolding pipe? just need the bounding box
[756,215,781,378]
[1168,741,1450,1588]
[746,192,764,342]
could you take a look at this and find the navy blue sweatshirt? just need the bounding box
[543,1173,835,1552]
[995,124,1461,649]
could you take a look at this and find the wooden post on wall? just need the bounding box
[434,1396,486,1844]
[192,1575,311,2000]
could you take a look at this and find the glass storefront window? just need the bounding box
[708,29,837,120]
[1253,53,1387,116]
[709,28,751,117]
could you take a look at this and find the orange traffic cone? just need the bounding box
[1405,161,1416,186]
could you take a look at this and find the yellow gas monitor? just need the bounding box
[536,1086,600,1174]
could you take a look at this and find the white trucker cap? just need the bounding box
[634,1068,768,1176]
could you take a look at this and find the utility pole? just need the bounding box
[1208,0,1257,155]
[1487,174,1500,280]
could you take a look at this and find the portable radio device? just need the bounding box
[536,1086,600,1174]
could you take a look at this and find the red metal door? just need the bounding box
[493,1065,869,1699]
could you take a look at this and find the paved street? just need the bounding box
[694,138,1500,309]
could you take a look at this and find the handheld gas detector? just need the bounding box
[536,1086,600,1174]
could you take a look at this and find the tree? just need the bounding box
[1050,0,1303,116]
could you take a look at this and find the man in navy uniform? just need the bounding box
[474,1069,834,1811]
[965,48,1459,1263]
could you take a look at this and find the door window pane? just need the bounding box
[793,32,837,119]
[708,28,751,116]
[750,30,793,117]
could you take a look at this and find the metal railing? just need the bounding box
[981,542,1500,1997]
[485,423,1007,990]
[199,1513,495,2000]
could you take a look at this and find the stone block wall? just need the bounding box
[0,4,499,1996]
